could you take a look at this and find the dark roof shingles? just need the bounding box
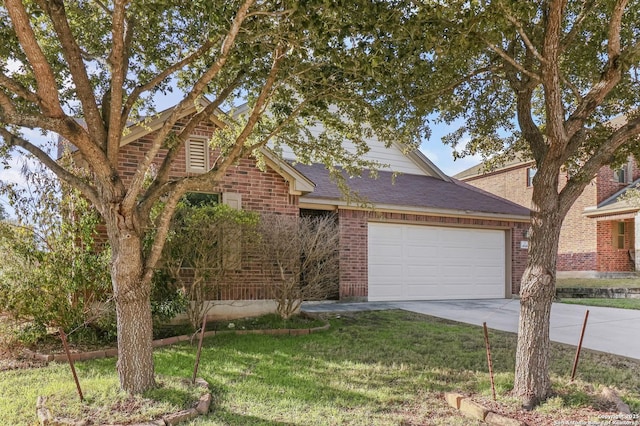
[294,163,530,217]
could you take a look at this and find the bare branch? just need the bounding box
[415,65,500,101]
[245,9,294,18]
[561,73,582,103]
[92,0,111,14]
[0,128,100,206]
[5,0,64,117]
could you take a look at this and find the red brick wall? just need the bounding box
[464,165,598,271]
[337,209,529,299]
[596,159,640,203]
[597,219,635,272]
[114,120,299,301]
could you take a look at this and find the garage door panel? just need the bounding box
[368,223,506,301]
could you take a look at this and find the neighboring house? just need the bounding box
[455,158,640,277]
[105,101,531,311]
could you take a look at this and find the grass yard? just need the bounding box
[1,310,640,425]
[559,297,640,310]
[556,278,640,288]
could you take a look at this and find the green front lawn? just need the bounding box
[1,310,639,425]
[559,298,640,310]
[557,278,640,288]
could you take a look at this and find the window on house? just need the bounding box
[614,222,626,249]
[183,192,219,207]
[526,167,537,187]
[186,138,209,173]
[614,166,627,183]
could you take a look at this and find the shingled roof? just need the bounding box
[294,163,530,219]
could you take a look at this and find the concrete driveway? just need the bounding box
[302,299,640,360]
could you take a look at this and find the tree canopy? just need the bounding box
[0,0,425,393]
[377,0,640,406]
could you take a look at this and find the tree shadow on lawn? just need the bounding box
[73,310,640,420]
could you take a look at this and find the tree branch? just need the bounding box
[214,44,285,173]
[121,38,217,124]
[481,37,542,82]
[37,0,106,145]
[5,0,65,117]
[0,73,39,104]
[560,0,596,53]
[121,0,256,213]
[0,127,100,206]
[541,0,568,150]
[560,116,640,208]
[106,0,129,165]
[607,0,629,59]
[0,91,17,115]
[138,73,243,218]
[502,10,546,65]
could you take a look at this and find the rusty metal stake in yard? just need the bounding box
[192,313,208,384]
[571,309,590,382]
[58,327,84,402]
[483,322,497,401]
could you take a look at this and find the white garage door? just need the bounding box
[368,223,506,301]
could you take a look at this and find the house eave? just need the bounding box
[583,205,639,219]
[260,149,315,195]
[299,197,531,222]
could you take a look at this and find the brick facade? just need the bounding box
[113,120,299,301]
[107,114,531,302]
[596,219,635,272]
[337,209,529,298]
[461,159,640,274]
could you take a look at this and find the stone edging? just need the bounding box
[445,392,527,426]
[24,322,330,364]
[37,377,212,426]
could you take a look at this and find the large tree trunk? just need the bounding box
[513,187,563,408]
[109,220,156,394]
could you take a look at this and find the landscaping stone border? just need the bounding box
[557,287,640,299]
[445,392,527,426]
[23,321,330,364]
[36,378,212,426]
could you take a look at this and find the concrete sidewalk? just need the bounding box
[302,299,640,360]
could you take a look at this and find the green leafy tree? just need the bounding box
[373,0,640,407]
[0,0,417,392]
[0,162,111,341]
[161,200,259,328]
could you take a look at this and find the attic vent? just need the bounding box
[186,138,209,173]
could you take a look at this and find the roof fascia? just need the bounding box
[401,144,451,181]
[120,98,213,147]
[260,149,315,195]
[299,197,531,222]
